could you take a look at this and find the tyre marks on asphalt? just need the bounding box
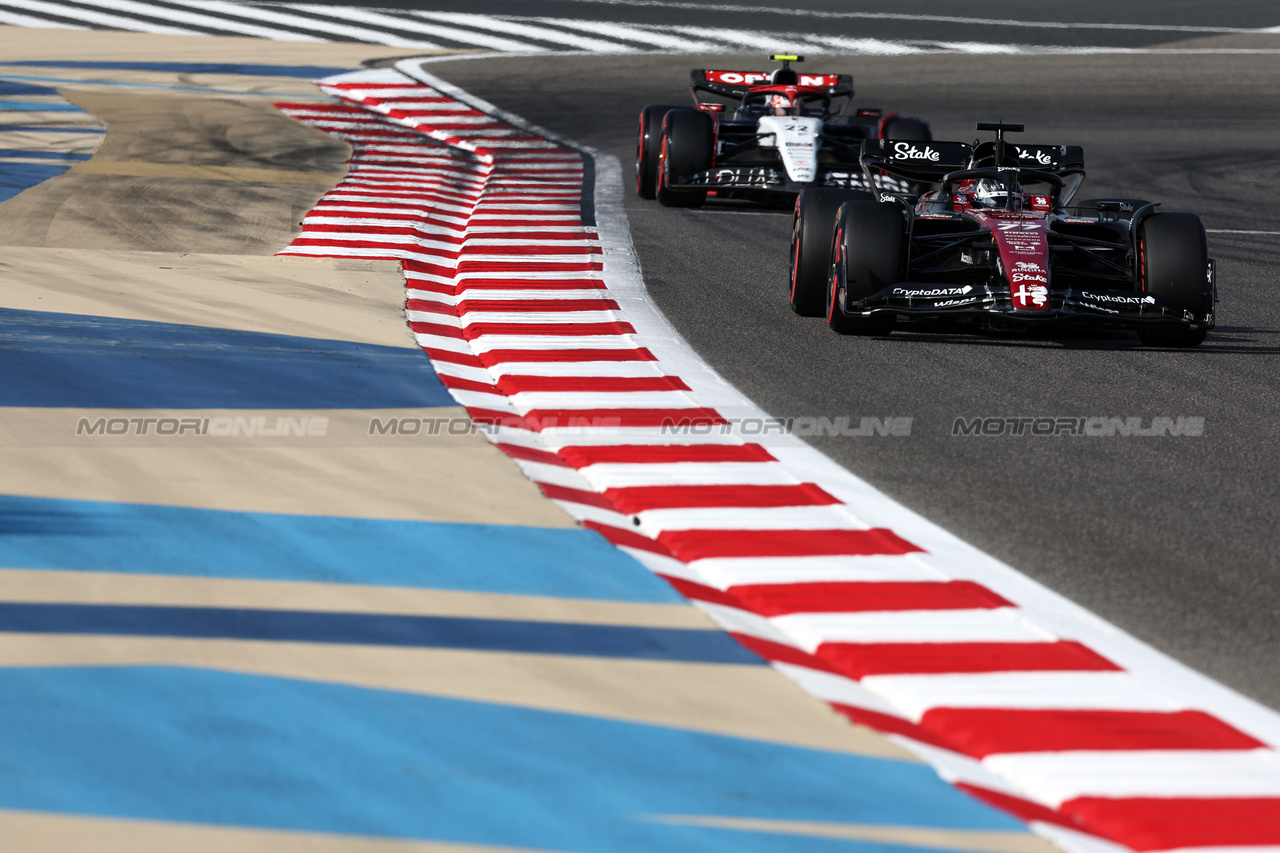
[0,77,103,201]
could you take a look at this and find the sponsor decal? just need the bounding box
[1013,282,1048,308]
[935,297,982,307]
[1015,261,1043,272]
[785,141,814,148]
[1012,271,1048,283]
[706,70,770,85]
[704,71,841,88]
[893,286,974,297]
[1015,146,1053,165]
[1081,291,1157,306]
[891,142,940,161]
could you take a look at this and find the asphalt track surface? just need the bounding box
[264,0,1280,48]
[423,43,1280,710]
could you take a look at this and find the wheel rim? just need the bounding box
[789,216,802,302]
[1138,232,1147,293]
[635,117,646,192]
[656,135,668,195]
[826,223,843,324]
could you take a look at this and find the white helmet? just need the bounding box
[768,93,795,116]
[972,178,1011,209]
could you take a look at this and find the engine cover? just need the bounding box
[757,115,822,184]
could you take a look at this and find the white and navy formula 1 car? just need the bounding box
[789,122,1217,347]
[635,54,932,208]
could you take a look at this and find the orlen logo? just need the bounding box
[891,142,939,161]
[704,71,840,87]
[706,70,771,85]
[1013,283,1049,309]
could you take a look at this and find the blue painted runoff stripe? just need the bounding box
[0,603,758,664]
[0,150,93,160]
[0,126,105,133]
[0,163,68,201]
[7,61,353,78]
[0,495,684,602]
[0,667,1028,852]
[0,80,58,95]
[0,307,453,409]
[0,100,82,112]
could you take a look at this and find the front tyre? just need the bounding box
[635,103,683,199]
[790,188,874,316]
[656,108,713,209]
[1137,212,1212,348]
[827,201,904,335]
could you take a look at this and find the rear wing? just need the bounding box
[690,68,853,100]
[860,138,1086,191]
[972,141,1085,171]
[860,139,974,183]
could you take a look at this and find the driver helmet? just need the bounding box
[972,177,1012,209]
[768,93,795,116]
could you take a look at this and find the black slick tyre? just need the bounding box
[656,108,713,209]
[827,201,903,335]
[635,103,682,200]
[1137,212,1212,348]
[790,188,874,316]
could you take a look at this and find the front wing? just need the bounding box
[847,277,1216,331]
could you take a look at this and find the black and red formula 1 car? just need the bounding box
[635,55,932,208]
[789,122,1217,347]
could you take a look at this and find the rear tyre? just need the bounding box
[827,201,904,335]
[790,187,875,316]
[1137,212,1212,347]
[635,103,683,200]
[881,116,932,141]
[656,108,713,209]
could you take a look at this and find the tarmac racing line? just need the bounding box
[274,53,1280,853]
[0,26,1052,853]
